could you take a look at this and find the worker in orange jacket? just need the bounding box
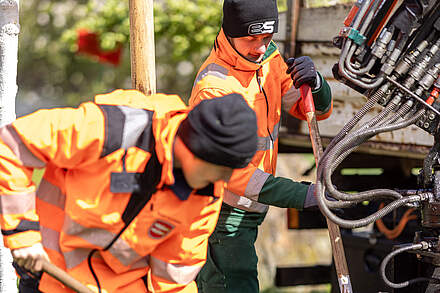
[189,0,333,292]
[0,89,258,293]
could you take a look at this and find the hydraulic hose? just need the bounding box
[344,0,384,75]
[380,242,434,289]
[315,180,421,228]
[321,86,386,161]
[321,109,423,203]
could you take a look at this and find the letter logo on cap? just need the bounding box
[248,20,275,35]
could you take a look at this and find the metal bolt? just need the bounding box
[429,113,436,120]
[424,122,430,129]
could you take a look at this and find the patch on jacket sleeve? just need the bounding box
[148,220,175,239]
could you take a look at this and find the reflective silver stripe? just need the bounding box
[63,216,142,267]
[41,225,61,253]
[36,178,65,210]
[63,248,106,270]
[118,106,150,149]
[244,169,270,201]
[0,192,35,215]
[150,255,201,285]
[63,248,93,270]
[282,86,301,112]
[130,255,150,270]
[107,237,142,267]
[193,63,229,86]
[0,125,45,168]
[256,122,280,151]
[223,190,269,213]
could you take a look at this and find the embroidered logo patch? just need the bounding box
[148,220,174,239]
[248,20,275,35]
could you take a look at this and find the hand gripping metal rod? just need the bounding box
[300,84,353,293]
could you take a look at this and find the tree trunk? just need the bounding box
[0,0,19,290]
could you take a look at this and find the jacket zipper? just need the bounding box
[256,68,274,142]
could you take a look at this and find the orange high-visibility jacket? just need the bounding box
[0,90,224,293]
[189,29,332,214]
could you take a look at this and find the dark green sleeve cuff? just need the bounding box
[257,174,310,210]
[312,72,332,112]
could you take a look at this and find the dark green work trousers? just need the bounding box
[196,203,265,293]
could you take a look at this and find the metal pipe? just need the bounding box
[380,242,432,289]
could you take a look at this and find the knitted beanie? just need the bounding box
[178,93,257,168]
[222,0,278,38]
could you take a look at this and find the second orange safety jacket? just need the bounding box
[190,29,333,215]
[0,90,224,292]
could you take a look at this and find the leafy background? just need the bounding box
[18,0,352,115]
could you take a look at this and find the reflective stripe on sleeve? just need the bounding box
[193,63,229,86]
[223,190,269,213]
[282,86,301,112]
[0,192,35,215]
[150,255,201,285]
[0,125,46,168]
[37,179,65,210]
[1,219,39,235]
[244,169,270,201]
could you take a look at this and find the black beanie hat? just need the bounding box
[178,93,258,169]
[222,0,279,38]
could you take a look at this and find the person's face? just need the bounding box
[181,156,234,189]
[229,33,273,62]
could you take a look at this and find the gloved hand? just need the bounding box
[286,56,319,89]
[304,183,337,209]
[11,243,49,273]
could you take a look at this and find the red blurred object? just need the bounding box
[76,29,122,66]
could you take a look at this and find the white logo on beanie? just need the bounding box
[248,20,275,35]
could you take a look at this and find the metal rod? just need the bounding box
[385,76,440,116]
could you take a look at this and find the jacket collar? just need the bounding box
[215,29,279,72]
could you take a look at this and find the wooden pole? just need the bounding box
[129,0,156,95]
[42,260,93,293]
[300,85,353,293]
[287,0,301,57]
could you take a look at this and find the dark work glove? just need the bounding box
[286,56,318,89]
[304,183,337,209]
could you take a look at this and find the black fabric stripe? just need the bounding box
[121,144,162,225]
[2,220,40,236]
[135,110,154,152]
[196,184,215,196]
[97,105,125,157]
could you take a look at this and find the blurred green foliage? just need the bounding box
[18,0,224,110]
[17,0,346,112]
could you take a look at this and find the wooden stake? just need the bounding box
[129,0,156,95]
[300,84,353,293]
[289,0,301,57]
[42,260,93,293]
